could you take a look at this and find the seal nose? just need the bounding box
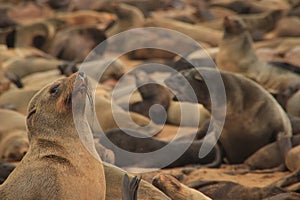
[78,72,86,81]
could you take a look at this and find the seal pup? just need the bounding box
[265,16,300,39]
[3,57,65,88]
[144,17,222,46]
[165,68,292,164]
[12,20,59,51]
[0,88,40,114]
[0,72,106,199]
[94,95,158,134]
[167,101,210,127]
[152,174,212,200]
[216,16,300,108]
[100,128,221,168]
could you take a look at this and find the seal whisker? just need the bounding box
[27,108,37,120]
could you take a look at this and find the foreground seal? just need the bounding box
[165,68,292,164]
[0,72,106,199]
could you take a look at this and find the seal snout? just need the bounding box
[74,72,88,94]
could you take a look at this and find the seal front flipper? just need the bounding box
[122,174,141,200]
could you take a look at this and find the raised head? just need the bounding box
[223,16,248,36]
[26,72,91,141]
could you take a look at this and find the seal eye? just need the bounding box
[49,84,60,95]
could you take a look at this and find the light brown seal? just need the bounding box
[48,26,107,62]
[245,135,300,169]
[216,16,300,109]
[105,3,145,37]
[0,72,106,199]
[0,109,28,162]
[144,17,222,46]
[3,57,66,88]
[165,68,292,164]
[152,174,212,200]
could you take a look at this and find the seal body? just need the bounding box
[0,72,106,199]
[165,68,292,164]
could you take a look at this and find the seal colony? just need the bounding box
[1,0,300,199]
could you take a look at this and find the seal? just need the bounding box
[99,128,221,168]
[94,95,159,134]
[49,26,107,62]
[0,72,106,199]
[129,70,171,124]
[105,3,145,37]
[152,174,212,200]
[12,19,59,51]
[0,109,28,162]
[0,88,40,115]
[216,16,300,97]
[165,68,292,164]
[245,135,300,169]
[3,56,66,88]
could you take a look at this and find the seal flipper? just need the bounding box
[122,174,141,200]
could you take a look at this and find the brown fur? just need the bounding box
[0,109,28,162]
[217,16,300,98]
[0,73,106,199]
[152,174,211,200]
[165,68,292,164]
